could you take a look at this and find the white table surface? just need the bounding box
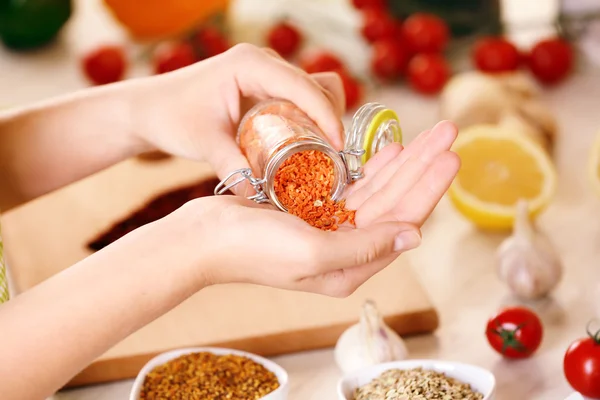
[2,1,600,399]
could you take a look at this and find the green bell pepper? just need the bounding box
[0,0,72,51]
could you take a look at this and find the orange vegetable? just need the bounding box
[103,0,229,40]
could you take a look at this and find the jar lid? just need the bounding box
[342,103,403,182]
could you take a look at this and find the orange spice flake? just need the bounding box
[274,150,356,231]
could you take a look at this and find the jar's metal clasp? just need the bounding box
[214,168,269,204]
[340,148,366,183]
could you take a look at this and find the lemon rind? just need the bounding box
[449,124,557,220]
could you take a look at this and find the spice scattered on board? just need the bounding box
[136,150,172,161]
[353,367,484,400]
[87,177,228,251]
[274,150,356,231]
[140,352,280,400]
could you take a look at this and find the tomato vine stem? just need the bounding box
[492,321,527,353]
[585,319,600,344]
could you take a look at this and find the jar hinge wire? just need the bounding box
[339,149,366,183]
[214,168,269,204]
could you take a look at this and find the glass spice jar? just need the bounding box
[214,99,402,212]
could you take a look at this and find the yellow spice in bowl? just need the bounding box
[140,352,280,400]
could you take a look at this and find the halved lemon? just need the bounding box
[589,129,600,197]
[448,124,557,231]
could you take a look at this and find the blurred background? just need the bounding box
[1,0,599,106]
[2,0,600,263]
[3,2,600,399]
[2,0,600,250]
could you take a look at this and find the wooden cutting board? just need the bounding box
[0,157,438,388]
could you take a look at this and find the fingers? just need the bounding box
[345,130,431,209]
[305,221,421,276]
[361,142,404,179]
[309,72,345,148]
[261,47,285,60]
[345,142,403,201]
[375,151,461,226]
[313,252,400,298]
[352,121,458,225]
[205,135,253,197]
[293,221,421,297]
[311,72,346,118]
[262,47,345,119]
[229,44,344,148]
[347,126,435,207]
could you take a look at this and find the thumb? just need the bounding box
[313,222,422,272]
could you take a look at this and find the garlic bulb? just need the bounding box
[493,71,540,100]
[334,299,408,374]
[439,71,513,129]
[497,109,550,149]
[518,99,558,144]
[496,200,563,300]
[440,71,556,150]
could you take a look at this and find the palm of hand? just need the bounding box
[204,121,459,297]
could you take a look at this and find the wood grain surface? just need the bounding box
[1,157,438,388]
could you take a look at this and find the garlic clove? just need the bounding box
[333,299,408,374]
[497,109,551,150]
[518,99,558,145]
[334,324,364,374]
[359,300,408,364]
[491,71,541,101]
[496,200,563,300]
[439,71,556,151]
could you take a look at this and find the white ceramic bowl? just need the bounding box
[129,347,289,400]
[337,359,496,400]
[564,393,584,400]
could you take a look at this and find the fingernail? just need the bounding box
[433,120,457,134]
[394,230,421,252]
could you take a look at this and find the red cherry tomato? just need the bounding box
[81,45,127,85]
[406,53,450,94]
[371,38,408,80]
[351,0,387,10]
[335,69,362,110]
[267,21,302,58]
[472,36,520,73]
[527,37,574,85]
[563,322,600,398]
[402,12,449,54]
[300,51,345,74]
[153,42,197,75]
[195,26,230,59]
[485,306,543,359]
[361,8,398,43]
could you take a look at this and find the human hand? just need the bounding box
[131,43,346,189]
[131,41,460,296]
[347,120,460,228]
[160,117,459,297]
[159,194,421,297]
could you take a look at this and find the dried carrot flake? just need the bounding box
[274,150,356,231]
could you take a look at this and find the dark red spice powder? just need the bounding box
[274,150,356,231]
[89,150,355,251]
[87,177,227,251]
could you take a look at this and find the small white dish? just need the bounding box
[129,347,289,400]
[337,359,496,400]
[564,393,587,400]
[564,393,583,400]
